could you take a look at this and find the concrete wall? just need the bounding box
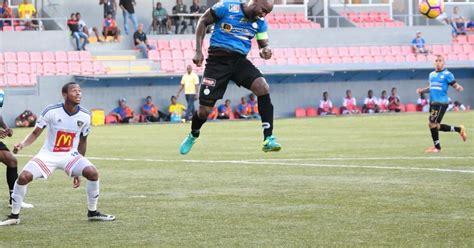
[2,69,472,126]
[0,31,75,52]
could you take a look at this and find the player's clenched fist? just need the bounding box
[13,143,24,154]
[193,52,204,67]
[259,47,272,60]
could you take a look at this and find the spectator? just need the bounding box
[134,23,155,58]
[100,0,117,19]
[248,93,260,119]
[152,2,171,34]
[29,12,44,31]
[448,100,466,112]
[189,0,205,34]
[362,89,379,114]
[0,1,13,30]
[378,90,389,113]
[176,65,199,121]
[341,90,359,115]
[318,91,335,116]
[168,96,186,122]
[451,6,467,36]
[18,0,35,19]
[417,93,430,112]
[388,87,401,112]
[15,110,36,127]
[236,97,251,119]
[217,99,234,120]
[208,106,218,120]
[141,96,160,122]
[172,0,188,34]
[76,12,102,42]
[108,98,139,123]
[119,0,137,35]
[411,31,429,54]
[103,11,121,42]
[67,13,89,51]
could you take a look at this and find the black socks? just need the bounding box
[258,94,274,139]
[6,167,17,204]
[439,124,461,132]
[430,127,441,149]
[191,111,207,138]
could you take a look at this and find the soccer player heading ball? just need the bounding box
[0,82,115,226]
[416,55,467,153]
[180,0,282,154]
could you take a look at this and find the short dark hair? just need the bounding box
[62,82,79,94]
[146,96,152,99]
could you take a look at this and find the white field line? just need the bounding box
[248,156,474,161]
[15,154,474,174]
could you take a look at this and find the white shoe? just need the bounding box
[0,215,20,226]
[8,202,34,209]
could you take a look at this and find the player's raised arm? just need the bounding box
[13,127,44,154]
[193,9,216,67]
[451,82,464,92]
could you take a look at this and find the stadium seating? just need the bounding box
[266,12,321,29]
[341,11,405,28]
[295,108,306,118]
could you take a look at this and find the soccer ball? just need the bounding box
[419,0,444,19]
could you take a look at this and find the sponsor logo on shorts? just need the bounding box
[202,77,216,87]
[229,4,240,12]
[54,130,76,152]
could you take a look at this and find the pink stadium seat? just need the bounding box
[169,40,181,50]
[157,40,170,50]
[160,50,172,60]
[18,62,30,74]
[29,74,37,86]
[362,56,374,63]
[416,54,427,62]
[309,57,321,64]
[17,74,30,86]
[431,45,443,54]
[456,35,467,44]
[458,53,468,61]
[79,51,93,61]
[284,48,296,58]
[298,57,310,65]
[15,26,26,31]
[295,48,307,57]
[148,50,159,61]
[295,108,306,118]
[447,53,458,61]
[349,47,359,56]
[147,40,157,49]
[276,57,286,65]
[6,63,18,74]
[373,55,384,63]
[338,47,349,56]
[29,52,42,63]
[352,56,362,63]
[364,23,375,28]
[452,44,463,54]
[359,47,370,56]
[180,39,192,49]
[287,57,298,65]
[17,52,29,62]
[384,55,396,63]
[252,58,264,66]
[469,53,474,61]
[67,51,81,62]
[327,47,338,57]
[264,58,276,65]
[273,48,285,58]
[442,44,452,54]
[93,61,106,74]
[390,46,401,55]
[0,76,5,87]
[42,51,55,62]
[55,51,68,62]
[299,23,311,29]
[172,50,184,59]
[369,46,381,56]
[289,23,301,29]
[380,46,391,56]
[160,60,173,72]
[306,107,318,117]
[4,52,16,62]
[268,23,278,29]
[6,74,18,86]
[401,46,412,54]
[0,63,4,75]
[395,55,405,63]
[462,44,472,53]
[43,62,56,75]
[342,56,352,63]
[81,62,94,75]
[30,63,43,75]
[56,62,69,75]
[306,48,317,57]
[405,54,416,62]
[0,53,3,63]
[2,26,13,32]
[331,57,342,64]
[385,22,396,28]
[173,60,186,72]
[69,62,81,75]
[183,49,194,59]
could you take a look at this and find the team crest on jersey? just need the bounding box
[202,77,216,87]
[221,23,233,32]
[77,120,84,127]
[229,4,240,13]
[252,22,258,29]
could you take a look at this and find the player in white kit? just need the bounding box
[0,82,115,226]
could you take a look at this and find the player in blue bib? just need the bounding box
[179,0,281,155]
[416,55,467,153]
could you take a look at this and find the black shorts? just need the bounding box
[199,49,263,107]
[429,103,448,124]
[0,142,9,151]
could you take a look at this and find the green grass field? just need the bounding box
[0,112,472,247]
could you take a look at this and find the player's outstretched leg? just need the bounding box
[80,166,115,221]
[0,170,34,226]
[0,149,33,209]
[439,124,467,142]
[180,107,211,155]
[426,123,441,153]
[251,78,281,152]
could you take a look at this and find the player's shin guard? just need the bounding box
[11,182,27,215]
[258,94,274,139]
[439,124,461,132]
[191,111,207,138]
[6,167,17,204]
[430,127,441,149]
[86,180,99,212]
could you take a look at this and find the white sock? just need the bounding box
[86,180,99,212]
[11,182,27,215]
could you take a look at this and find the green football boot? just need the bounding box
[262,135,282,152]
[180,133,197,155]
